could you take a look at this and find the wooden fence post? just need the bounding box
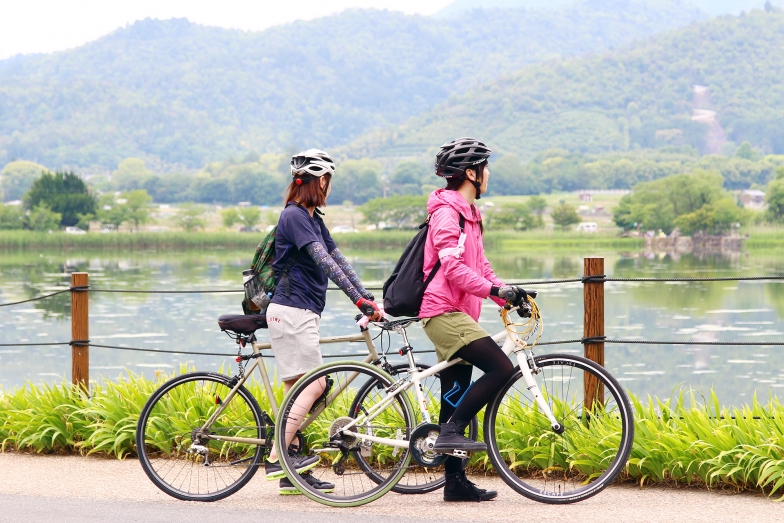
[583,258,604,411]
[71,272,89,391]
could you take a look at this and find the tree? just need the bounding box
[526,195,547,215]
[23,171,96,227]
[222,206,261,229]
[112,158,154,191]
[1,161,46,202]
[26,204,62,231]
[221,207,239,228]
[175,204,206,232]
[765,167,784,223]
[491,154,541,195]
[360,195,428,229]
[674,197,747,235]
[123,189,154,231]
[0,204,25,229]
[551,203,580,230]
[96,194,130,231]
[228,166,285,205]
[734,141,759,161]
[491,203,541,231]
[389,161,428,196]
[330,160,382,205]
[612,169,751,234]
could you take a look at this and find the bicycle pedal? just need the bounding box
[445,449,469,458]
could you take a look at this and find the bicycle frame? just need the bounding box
[339,314,562,449]
[204,307,561,449]
[204,328,383,446]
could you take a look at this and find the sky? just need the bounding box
[0,0,455,60]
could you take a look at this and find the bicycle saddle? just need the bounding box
[217,314,267,335]
[377,317,420,331]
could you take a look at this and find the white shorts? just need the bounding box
[266,302,322,381]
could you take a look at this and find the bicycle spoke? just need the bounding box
[137,373,264,501]
[485,354,633,504]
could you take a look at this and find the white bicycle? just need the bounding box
[275,291,634,507]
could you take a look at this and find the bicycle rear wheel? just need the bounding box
[350,363,478,494]
[136,372,265,502]
[484,353,634,504]
[276,361,415,507]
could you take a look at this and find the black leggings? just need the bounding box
[438,336,515,473]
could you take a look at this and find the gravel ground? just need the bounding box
[0,453,780,523]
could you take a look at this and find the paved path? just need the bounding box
[0,453,780,523]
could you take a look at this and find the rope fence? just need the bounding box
[3,274,784,308]
[2,267,784,388]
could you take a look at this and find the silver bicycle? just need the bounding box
[274,292,635,507]
[135,313,476,501]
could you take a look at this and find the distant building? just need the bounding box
[739,190,766,210]
[578,192,593,202]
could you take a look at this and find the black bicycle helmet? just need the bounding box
[434,137,492,178]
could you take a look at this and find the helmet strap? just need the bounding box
[467,164,484,200]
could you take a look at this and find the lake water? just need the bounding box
[1,247,783,405]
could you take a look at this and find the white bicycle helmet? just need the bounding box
[290,149,336,178]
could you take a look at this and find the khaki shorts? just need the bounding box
[267,302,322,381]
[421,312,489,365]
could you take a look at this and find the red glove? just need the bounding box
[356,298,381,318]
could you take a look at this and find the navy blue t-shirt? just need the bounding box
[270,203,337,315]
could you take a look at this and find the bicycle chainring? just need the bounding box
[409,423,447,468]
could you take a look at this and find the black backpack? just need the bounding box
[382,214,465,317]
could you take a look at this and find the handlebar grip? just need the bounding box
[501,289,517,300]
[526,290,538,299]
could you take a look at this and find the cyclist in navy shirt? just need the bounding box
[264,149,382,495]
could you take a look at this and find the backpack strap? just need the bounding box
[276,249,299,298]
[424,213,466,287]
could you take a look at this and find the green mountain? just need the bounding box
[342,8,784,161]
[438,0,783,16]
[436,0,574,16]
[0,1,705,171]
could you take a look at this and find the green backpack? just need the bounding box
[242,225,299,317]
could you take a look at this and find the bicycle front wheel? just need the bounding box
[484,353,634,504]
[136,372,266,502]
[277,361,416,507]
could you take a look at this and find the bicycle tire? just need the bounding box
[276,361,416,507]
[484,353,634,504]
[349,362,478,494]
[136,371,265,502]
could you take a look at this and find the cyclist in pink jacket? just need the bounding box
[420,137,529,502]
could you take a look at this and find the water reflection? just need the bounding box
[1,248,783,405]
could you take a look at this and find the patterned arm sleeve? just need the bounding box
[330,248,371,299]
[306,242,362,304]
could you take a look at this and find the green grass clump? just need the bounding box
[0,231,260,250]
[2,373,784,499]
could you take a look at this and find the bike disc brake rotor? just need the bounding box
[409,423,447,468]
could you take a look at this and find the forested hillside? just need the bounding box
[344,8,784,161]
[0,0,705,170]
[439,0,783,16]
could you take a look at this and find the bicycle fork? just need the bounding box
[508,339,563,434]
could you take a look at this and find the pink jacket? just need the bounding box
[419,189,506,321]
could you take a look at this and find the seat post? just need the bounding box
[253,341,279,417]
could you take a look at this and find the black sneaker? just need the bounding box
[265,453,319,481]
[433,421,486,453]
[279,471,335,495]
[443,471,497,502]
